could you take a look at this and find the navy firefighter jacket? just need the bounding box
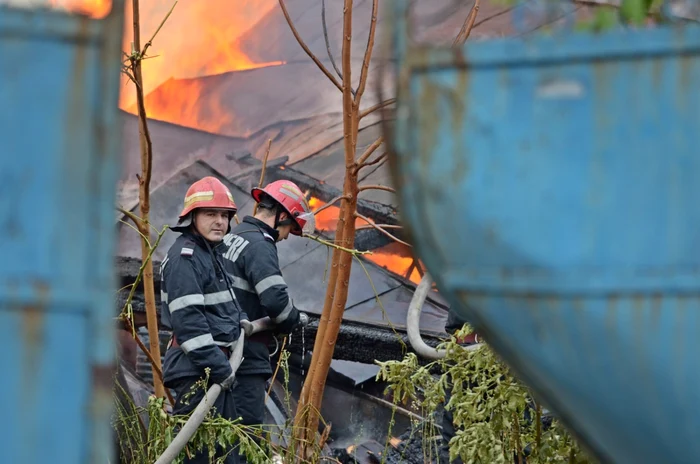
[220,216,301,377]
[159,231,248,386]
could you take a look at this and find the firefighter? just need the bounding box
[160,176,248,464]
[221,179,312,461]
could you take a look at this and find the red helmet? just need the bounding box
[251,180,315,236]
[178,176,237,219]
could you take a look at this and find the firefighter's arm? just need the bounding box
[164,255,232,383]
[245,242,300,333]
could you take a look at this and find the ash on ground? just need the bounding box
[332,424,445,464]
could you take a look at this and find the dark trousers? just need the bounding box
[171,377,240,464]
[231,374,268,463]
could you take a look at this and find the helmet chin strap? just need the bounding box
[274,205,294,230]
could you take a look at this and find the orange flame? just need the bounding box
[309,196,368,232]
[365,242,424,284]
[48,0,112,18]
[50,1,284,135]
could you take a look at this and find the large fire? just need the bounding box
[48,0,283,134]
[365,242,424,284]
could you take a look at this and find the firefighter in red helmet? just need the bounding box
[221,179,312,462]
[159,176,248,464]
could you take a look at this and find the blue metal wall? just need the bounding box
[0,3,125,463]
[387,1,700,462]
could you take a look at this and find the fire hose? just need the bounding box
[406,272,482,360]
[154,314,307,464]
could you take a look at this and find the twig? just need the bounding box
[405,259,417,280]
[266,337,288,401]
[354,0,379,104]
[253,138,273,216]
[354,136,384,167]
[120,316,176,406]
[279,0,343,92]
[312,195,350,215]
[358,184,396,193]
[321,0,343,81]
[356,223,401,231]
[303,233,372,255]
[141,1,178,59]
[119,219,151,247]
[120,226,169,318]
[359,98,396,120]
[353,256,406,347]
[453,0,480,45]
[355,212,411,247]
[357,152,386,171]
[118,206,142,227]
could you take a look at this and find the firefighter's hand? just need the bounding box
[220,372,237,390]
[240,319,254,337]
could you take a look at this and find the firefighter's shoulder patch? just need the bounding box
[181,247,194,256]
[180,240,196,257]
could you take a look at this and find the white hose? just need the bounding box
[406,272,482,360]
[154,317,276,464]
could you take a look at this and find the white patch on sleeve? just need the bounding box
[181,247,194,256]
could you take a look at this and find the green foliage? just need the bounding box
[113,351,331,464]
[376,325,596,464]
[113,378,274,464]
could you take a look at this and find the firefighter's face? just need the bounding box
[193,208,230,241]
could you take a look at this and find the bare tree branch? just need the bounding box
[358,184,396,193]
[355,212,412,247]
[357,152,386,171]
[355,136,384,166]
[356,223,402,231]
[321,0,343,80]
[279,0,343,92]
[453,0,480,45]
[354,0,379,105]
[141,0,178,58]
[312,195,350,215]
[359,98,396,120]
[253,138,273,216]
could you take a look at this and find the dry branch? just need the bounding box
[354,0,379,104]
[354,136,384,167]
[359,98,396,120]
[356,223,402,231]
[453,0,480,45]
[358,184,396,193]
[121,316,175,406]
[357,152,386,171]
[253,138,273,216]
[355,212,411,247]
[279,0,343,92]
[312,195,350,215]
[321,0,343,81]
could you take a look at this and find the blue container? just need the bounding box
[386,2,700,462]
[0,3,125,463]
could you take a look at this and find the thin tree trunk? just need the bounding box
[298,0,358,448]
[132,0,165,400]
